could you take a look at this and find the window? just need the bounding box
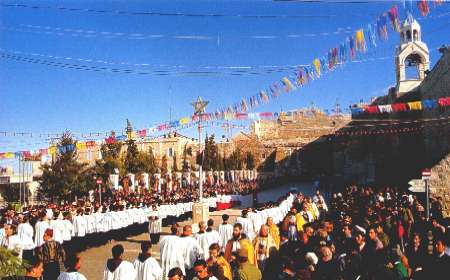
[167,147,173,157]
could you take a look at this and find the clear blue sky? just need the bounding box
[0,0,449,156]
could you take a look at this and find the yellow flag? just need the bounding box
[313,59,321,77]
[48,146,57,155]
[180,117,190,125]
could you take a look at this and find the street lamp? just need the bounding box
[191,96,209,203]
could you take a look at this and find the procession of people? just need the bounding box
[2,181,449,280]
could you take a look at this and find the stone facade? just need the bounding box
[429,154,450,217]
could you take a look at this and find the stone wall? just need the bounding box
[429,154,450,217]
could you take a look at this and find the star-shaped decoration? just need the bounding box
[191,96,209,115]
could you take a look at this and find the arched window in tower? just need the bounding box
[404,53,422,80]
[406,30,412,41]
[401,31,405,42]
[413,30,418,41]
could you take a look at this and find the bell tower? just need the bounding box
[396,14,430,96]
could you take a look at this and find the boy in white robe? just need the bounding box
[181,225,203,277]
[103,244,137,280]
[160,224,186,279]
[218,214,233,252]
[236,209,255,241]
[72,209,87,237]
[202,219,220,259]
[50,211,65,244]
[34,211,51,247]
[133,241,162,280]
[17,215,35,261]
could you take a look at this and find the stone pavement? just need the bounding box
[78,208,241,280]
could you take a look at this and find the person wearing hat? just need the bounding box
[35,228,66,280]
[237,243,262,280]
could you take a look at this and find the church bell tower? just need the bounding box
[395,14,430,96]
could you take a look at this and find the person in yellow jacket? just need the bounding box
[266,217,280,249]
[207,243,232,280]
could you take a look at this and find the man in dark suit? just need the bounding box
[427,237,450,277]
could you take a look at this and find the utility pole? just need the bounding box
[192,96,209,202]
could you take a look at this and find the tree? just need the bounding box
[0,247,26,278]
[226,147,244,170]
[182,145,191,172]
[161,155,169,176]
[38,132,87,202]
[137,147,157,174]
[124,139,140,173]
[245,152,256,170]
[172,152,179,172]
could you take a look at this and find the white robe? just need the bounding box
[73,215,87,237]
[148,219,162,234]
[17,222,35,250]
[159,235,186,279]
[34,220,51,247]
[236,217,255,241]
[62,220,73,241]
[133,256,162,280]
[218,223,233,251]
[50,219,65,244]
[181,236,203,270]
[57,271,88,280]
[103,260,137,280]
[196,230,220,260]
[1,235,22,258]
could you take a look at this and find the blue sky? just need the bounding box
[0,0,449,157]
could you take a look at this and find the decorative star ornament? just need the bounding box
[191,96,209,115]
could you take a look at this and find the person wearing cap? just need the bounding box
[236,243,262,280]
[35,228,66,280]
[218,214,233,253]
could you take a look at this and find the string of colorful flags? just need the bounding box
[0,117,254,160]
[350,96,450,116]
[214,1,444,115]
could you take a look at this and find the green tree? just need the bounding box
[226,147,244,170]
[0,247,26,278]
[38,133,87,202]
[124,139,140,173]
[137,147,157,174]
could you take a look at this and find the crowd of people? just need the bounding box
[1,183,450,280]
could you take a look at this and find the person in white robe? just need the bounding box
[1,224,22,258]
[218,214,233,252]
[160,224,186,279]
[57,254,87,280]
[62,212,74,242]
[103,244,137,280]
[17,215,35,261]
[181,225,203,275]
[133,241,162,280]
[148,206,162,244]
[201,219,220,260]
[50,212,65,244]
[236,209,255,241]
[34,211,51,247]
[72,209,87,237]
